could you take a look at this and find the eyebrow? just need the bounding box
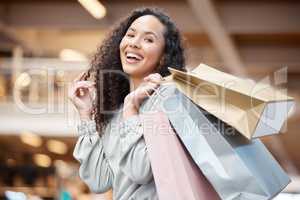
[128,27,159,39]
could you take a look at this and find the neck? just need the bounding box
[129,76,143,92]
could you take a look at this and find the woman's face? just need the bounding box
[120,15,166,78]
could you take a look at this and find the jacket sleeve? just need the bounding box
[73,120,113,193]
[118,115,153,185]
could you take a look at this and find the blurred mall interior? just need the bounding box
[0,0,300,199]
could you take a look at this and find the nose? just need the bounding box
[129,37,141,49]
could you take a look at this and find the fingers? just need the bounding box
[143,73,163,96]
[144,73,163,84]
[71,71,94,97]
[72,81,95,95]
[137,81,160,98]
[68,81,95,100]
[124,74,163,110]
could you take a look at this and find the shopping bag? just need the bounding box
[167,63,294,139]
[140,84,291,200]
[141,111,220,200]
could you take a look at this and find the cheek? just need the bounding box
[144,44,164,63]
[119,40,125,51]
[119,37,128,51]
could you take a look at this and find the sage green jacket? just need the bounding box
[73,106,158,200]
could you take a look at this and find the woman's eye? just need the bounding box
[126,34,134,38]
[145,38,153,43]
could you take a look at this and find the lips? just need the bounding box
[125,51,144,64]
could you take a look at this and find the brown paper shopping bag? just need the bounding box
[141,111,220,200]
[167,63,294,139]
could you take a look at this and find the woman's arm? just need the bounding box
[118,115,153,185]
[73,120,113,193]
[118,73,163,185]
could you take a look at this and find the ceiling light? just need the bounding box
[15,72,31,88]
[46,139,68,155]
[59,49,88,62]
[78,0,106,19]
[20,131,42,147]
[34,154,51,167]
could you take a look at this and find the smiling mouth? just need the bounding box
[125,52,144,64]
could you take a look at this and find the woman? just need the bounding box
[69,7,186,200]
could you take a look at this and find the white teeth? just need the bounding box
[126,52,143,60]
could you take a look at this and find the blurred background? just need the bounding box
[0,0,299,199]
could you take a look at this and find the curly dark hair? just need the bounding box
[84,7,186,135]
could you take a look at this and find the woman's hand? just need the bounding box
[68,72,96,121]
[123,73,163,120]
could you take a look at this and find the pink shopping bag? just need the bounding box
[141,111,220,200]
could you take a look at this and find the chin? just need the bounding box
[122,62,144,76]
[122,66,142,77]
